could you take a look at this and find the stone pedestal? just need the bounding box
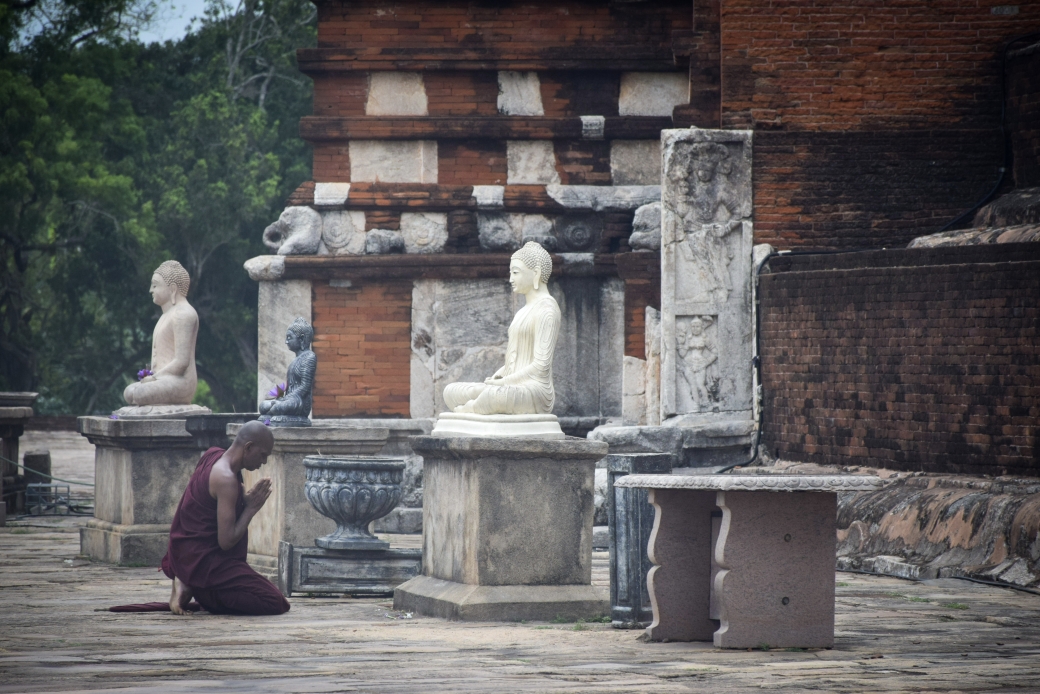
[615,474,883,649]
[227,424,389,570]
[606,453,673,628]
[278,542,422,597]
[78,417,201,565]
[394,435,609,621]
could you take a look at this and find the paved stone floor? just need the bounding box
[3,431,1040,692]
[3,518,1040,693]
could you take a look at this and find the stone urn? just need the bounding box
[303,455,406,551]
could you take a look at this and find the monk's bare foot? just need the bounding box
[169,577,193,615]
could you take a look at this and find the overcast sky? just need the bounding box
[136,0,210,44]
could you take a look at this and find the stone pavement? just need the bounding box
[3,517,1040,693]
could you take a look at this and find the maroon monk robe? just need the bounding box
[110,447,289,615]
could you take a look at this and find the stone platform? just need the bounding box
[6,518,1040,693]
[395,435,609,621]
[278,541,422,597]
[78,416,201,565]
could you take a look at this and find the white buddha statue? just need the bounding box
[435,242,564,438]
[116,260,210,417]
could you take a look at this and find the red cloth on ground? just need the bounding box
[111,447,289,616]
[109,601,202,613]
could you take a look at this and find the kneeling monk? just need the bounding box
[112,421,289,615]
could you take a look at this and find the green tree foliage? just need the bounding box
[0,0,315,413]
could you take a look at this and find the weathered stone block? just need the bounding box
[400,212,448,254]
[611,140,661,185]
[366,72,428,116]
[497,71,543,116]
[394,435,609,621]
[619,73,689,117]
[349,140,438,183]
[313,182,351,206]
[507,141,560,185]
[622,356,647,426]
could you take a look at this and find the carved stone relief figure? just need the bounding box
[668,142,750,306]
[675,315,719,412]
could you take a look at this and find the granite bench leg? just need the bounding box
[645,489,716,641]
[713,490,837,649]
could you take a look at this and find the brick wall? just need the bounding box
[312,281,412,417]
[312,144,350,182]
[753,129,1003,248]
[1008,41,1040,189]
[438,140,506,186]
[316,1,691,54]
[717,0,1040,248]
[759,245,1040,476]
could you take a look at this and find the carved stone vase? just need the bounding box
[303,455,405,551]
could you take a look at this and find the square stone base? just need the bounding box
[79,519,170,566]
[394,575,608,622]
[279,541,422,597]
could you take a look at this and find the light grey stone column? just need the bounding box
[660,128,754,427]
[257,280,311,408]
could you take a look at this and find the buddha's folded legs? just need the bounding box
[443,381,537,415]
[123,377,195,406]
[443,382,487,411]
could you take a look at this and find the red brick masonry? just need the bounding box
[759,244,1040,476]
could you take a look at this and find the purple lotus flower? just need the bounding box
[263,418,271,426]
[266,382,286,399]
[109,414,119,419]
[137,368,153,381]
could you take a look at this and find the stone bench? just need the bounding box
[613,474,884,648]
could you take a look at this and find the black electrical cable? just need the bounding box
[938,31,1040,233]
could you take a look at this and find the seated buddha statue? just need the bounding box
[258,317,317,426]
[438,242,563,437]
[120,260,205,413]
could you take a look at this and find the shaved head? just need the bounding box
[235,420,274,448]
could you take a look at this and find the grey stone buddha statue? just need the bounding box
[259,317,317,426]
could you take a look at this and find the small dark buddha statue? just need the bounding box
[259,316,317,426]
